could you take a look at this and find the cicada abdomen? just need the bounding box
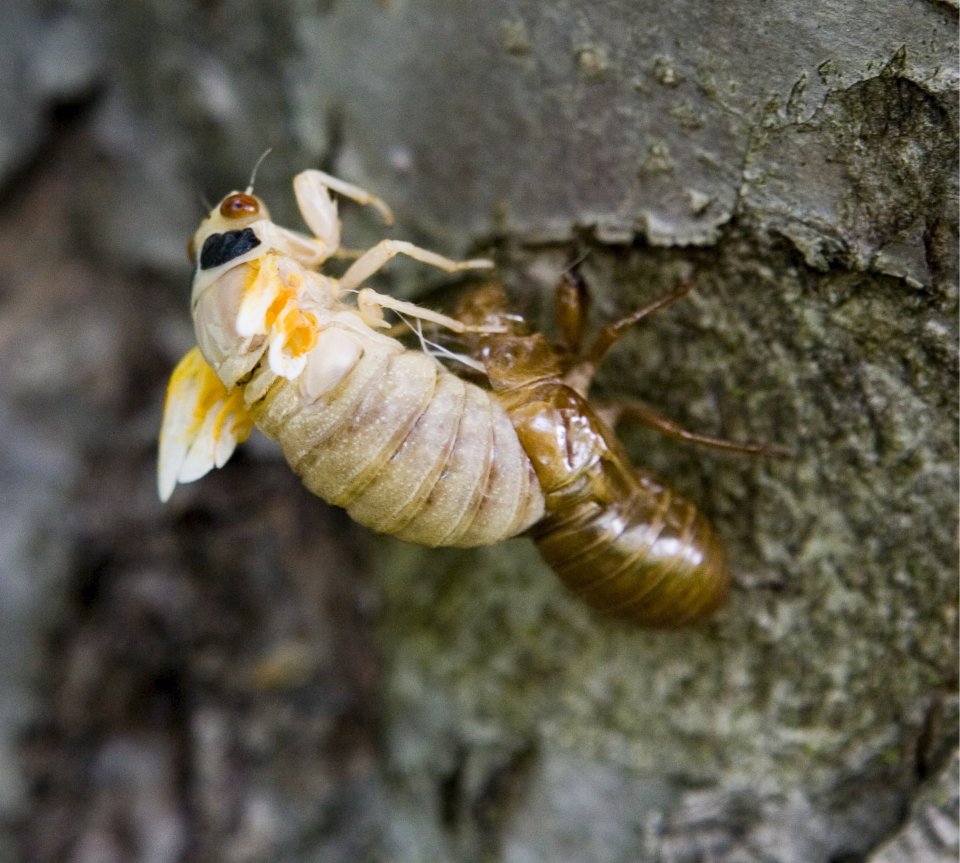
[498,381,728,626]
[244,341,544,547]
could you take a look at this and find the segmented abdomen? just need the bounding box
[530,469,728,626]
[492,380,729,626]
[245,343,545,547]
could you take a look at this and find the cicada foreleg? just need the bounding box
[257,170,397,269]
[561,277,693,397]
[294,169,394,234]
[554,271,787,458]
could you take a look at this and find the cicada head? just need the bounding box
[455,281,527,335]
[188,191,272,272]
[455,282,563,390]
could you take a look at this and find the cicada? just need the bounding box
[158,170,544,546]
[159,169,779,625]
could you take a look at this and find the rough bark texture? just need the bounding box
[2,1,956,861]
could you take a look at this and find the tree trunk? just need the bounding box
[2,1,956,861]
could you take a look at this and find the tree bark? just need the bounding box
[2,1,956,861]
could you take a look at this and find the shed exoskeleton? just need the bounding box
[453,275,781,626]
[158,170,544,546]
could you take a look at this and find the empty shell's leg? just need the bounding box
[598,400,790,457]
[554,269,591,355]
[586,281,693,368]
[561,280,694,397]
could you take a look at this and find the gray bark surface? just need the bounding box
[1,1,956,861]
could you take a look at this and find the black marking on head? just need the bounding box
[199,228,261,270]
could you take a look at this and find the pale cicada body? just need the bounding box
[159,171,543,546]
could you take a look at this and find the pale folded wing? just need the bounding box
[157,346,254,501]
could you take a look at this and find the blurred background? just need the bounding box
[1,1,957,861]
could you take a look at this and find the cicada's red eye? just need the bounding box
[219,193,260,219]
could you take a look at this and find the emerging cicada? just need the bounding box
[160,169,778,625]
[159,170,544,546]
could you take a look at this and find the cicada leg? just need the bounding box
[339,240,493,293]
[355,287,501,334]
[555,271,787,458]
[595,401,789,457]
[355,287,502,373]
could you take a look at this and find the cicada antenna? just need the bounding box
[245,148,273,194]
